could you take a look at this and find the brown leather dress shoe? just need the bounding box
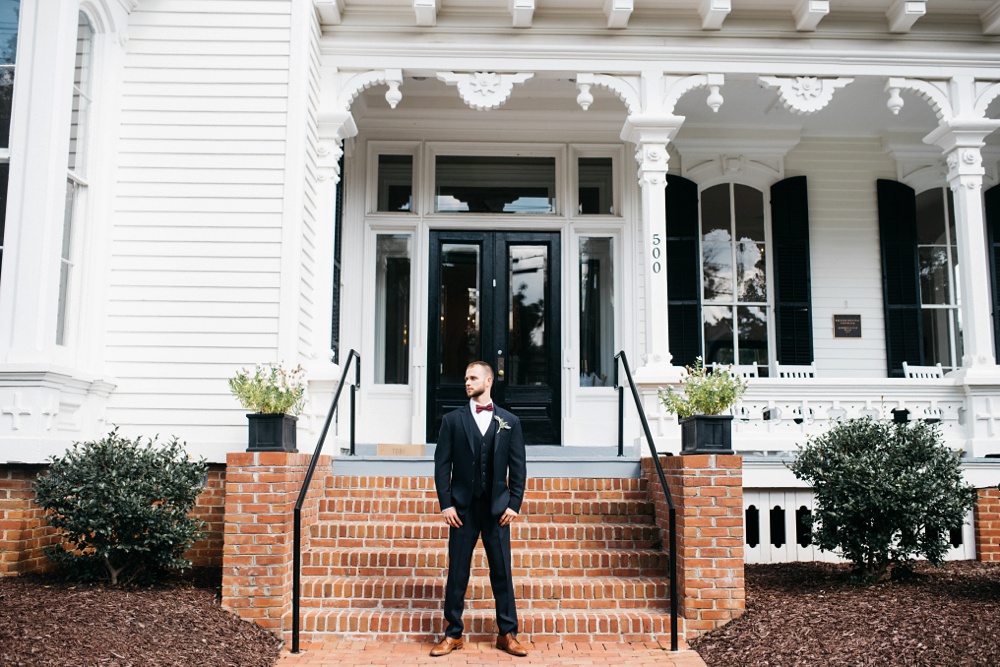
[429,636,464,656]
[496,632,528,657]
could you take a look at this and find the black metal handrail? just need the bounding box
[291,349,360,654]
[614,350,679,652]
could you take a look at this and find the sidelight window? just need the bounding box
[374,234,411,384]
[579,237,614,387]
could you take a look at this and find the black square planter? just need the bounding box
[679,414,734,455]
[246,413,298,453]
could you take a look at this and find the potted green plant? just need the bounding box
[657,358,748,454]
[228,363,307,453]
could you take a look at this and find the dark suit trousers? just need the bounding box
[444,494,518,638]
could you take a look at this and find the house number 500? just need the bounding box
[651,233,662,273]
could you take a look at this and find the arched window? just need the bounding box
[915,187,962,371]
[700,183,770,372]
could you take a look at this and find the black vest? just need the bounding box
[473,420,496,498]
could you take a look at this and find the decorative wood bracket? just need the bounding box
[575,73,641,114]
[663,73,725,114]
[758,76,853,114]
[605,0,633,29]
[314,0,345,24]
[511,0,535,28]
[699,0,730,31]
[884,77,953,121]
[336,69,404,112]
[887,0,926,34]
[437,71,533,111]
[793,0,829,32]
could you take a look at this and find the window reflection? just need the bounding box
[377,155,413,212]
[578,157,614,215]
[579,238,613,386]
[915,188,962,370]
[701,183,769,374]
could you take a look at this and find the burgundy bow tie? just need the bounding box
[475,403,494,414]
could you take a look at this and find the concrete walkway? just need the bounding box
[278,641,710,666]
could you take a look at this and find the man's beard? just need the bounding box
[467,386,484,399]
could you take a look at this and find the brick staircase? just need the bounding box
[296,475,677,644]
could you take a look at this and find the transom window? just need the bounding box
[701,183,770,374]
[916,187,962,371]
[435,155,556,214]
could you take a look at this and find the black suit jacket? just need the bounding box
[434,403,527,520]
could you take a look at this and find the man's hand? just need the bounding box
[442,507,462,528]
[499,508,518,527]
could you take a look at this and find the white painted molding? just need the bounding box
[983,1,1000,35]
[794,0,829,32]
[115,0,139,12]
[663,73,725,115]
[974,80,1000,118]
[414,0,437,27]
[314,0,345,24]
[758,76,852,115]
[883,131,948,191]
[510,0,534,28]
[699,0,730,31]
[576,73,641,115]
[604,0,633,30]
[336,69,404,112]
[886,0,925,34]
[673,127,800,187]
[437,71,533,111]
[885,77,953,121]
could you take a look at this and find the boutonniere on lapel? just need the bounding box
[494,415,511,431]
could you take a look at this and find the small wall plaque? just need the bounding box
[833,314,862,338]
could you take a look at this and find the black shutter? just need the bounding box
[771,176,814,366]
[665,174,701,368]
[987,184,1000,361]
[877,179,922,378]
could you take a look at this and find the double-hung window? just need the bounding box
[0,0,18,285]
[916,187,962,371]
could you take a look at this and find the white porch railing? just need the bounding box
[744,489,977,564]
[730,378,968,453]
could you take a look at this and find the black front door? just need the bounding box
[427,231,561,444]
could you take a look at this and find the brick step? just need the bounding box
[302,547,669,578]
[297,609,676,644]
[322,481,648,502]
[299,576,669,610]
[318,498,655,522]
[308,521,661,550]
[325,476,647,493]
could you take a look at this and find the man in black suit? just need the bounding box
[430,361,528,657]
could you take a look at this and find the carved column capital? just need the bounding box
[620,114,684,187]
[924,119,1000,191]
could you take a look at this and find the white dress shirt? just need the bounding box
[470,400,494,435]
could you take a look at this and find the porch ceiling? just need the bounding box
[354,73,1000,149]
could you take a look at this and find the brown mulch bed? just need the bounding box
[0,568,281,667]
[692,560,1000,667]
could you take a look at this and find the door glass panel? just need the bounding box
[579,237,613,387]
[435,156,556,213]
[578,157,614,215]
[508,245,548,385]
[375,235,410,384]
[377,155,413,212]
[439,243,481,383]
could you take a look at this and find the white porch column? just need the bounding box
[925,119,1000,374]
[620,114,685,382]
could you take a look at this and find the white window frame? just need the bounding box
[916,186,962,372]
[698,181,776,375]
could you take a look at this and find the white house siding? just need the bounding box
[105,0,296,460]
[785,137,898,378]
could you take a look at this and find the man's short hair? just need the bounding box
[467,361,494,380]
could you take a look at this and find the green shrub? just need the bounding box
[34,428,208,585]
[788,418,976,582]
[657,357,747,418]
[228,362,307,415]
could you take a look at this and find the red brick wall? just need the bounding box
[643,454,745,639]
[221,452,330,635]
[0,466,58,576]
[1,463,228,575]
[187,465,227,568]
[975,487,1000,562]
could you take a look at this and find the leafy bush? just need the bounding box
[788,418,976,582]
[228,362,307,415]
[657,357,748,418]
[34,428,208,585]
